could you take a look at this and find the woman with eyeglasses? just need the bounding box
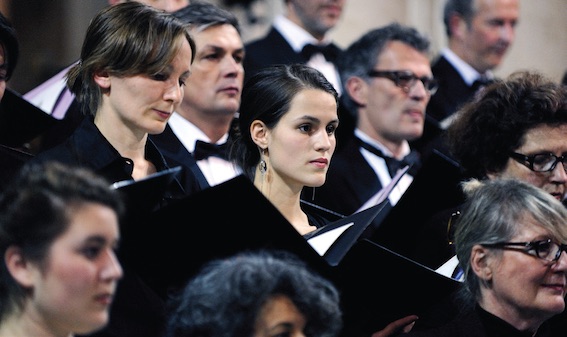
[404,178,567,337]
[413,70,567,272]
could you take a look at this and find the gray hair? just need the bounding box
[454,178,567,306]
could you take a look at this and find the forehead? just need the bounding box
[190,24,242,47]
[376,41,430,70]
[518,124,567,153]
[474,0,520,19]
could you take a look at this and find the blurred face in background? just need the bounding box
[178,23,244,120]
[453,0,519,73]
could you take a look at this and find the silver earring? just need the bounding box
[259,159,267,174]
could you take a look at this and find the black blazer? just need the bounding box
[243,26,310,84]
[412,55,478,162]
[427,55,478,122]
[307,137,383,217]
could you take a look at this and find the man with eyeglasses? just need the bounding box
[303,22,434,228]
[413,0,520,162]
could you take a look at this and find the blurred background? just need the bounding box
[1,0,566,95]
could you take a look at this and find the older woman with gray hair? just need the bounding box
[405,178,567,337]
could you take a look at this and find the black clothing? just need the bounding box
[30,117,185,337]
[407,305,552,337]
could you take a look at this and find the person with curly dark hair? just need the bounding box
[414,70,567,273]
[163,249,342,337]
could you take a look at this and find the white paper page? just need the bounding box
[307,222,354,256]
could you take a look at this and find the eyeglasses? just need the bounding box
[510,152,567,173]
[482,239,567,263]
[366,70,439,95]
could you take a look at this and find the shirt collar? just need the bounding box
[168,112,229,153]
[273,15,332,53]
[442,48,493,86]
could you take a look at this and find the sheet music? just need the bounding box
[308,222,354,256]
[356,165,410,213]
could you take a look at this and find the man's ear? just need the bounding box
[450,13,468,41]
[470,244,493,281]
[345,76,368,107]
[250,120,268,149]
[5,246,35,288]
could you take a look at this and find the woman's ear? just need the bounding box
[250,120,268,149]
[93,70,111,89]
[470,244,493,282]
[5,246,35,288]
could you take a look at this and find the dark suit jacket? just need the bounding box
[150,124,209,196]
[308,137,383,218]
[412,55,478,162]
[243,26,309,84]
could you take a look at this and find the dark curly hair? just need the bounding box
[447,70,567,179]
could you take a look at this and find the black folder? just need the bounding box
[368,149,465,256]
[120,175,332,299]
[332,239,462,337]
[119,173,462,337]
[0,88,59,147]
[304,166,409,266]
[0,143,33,191]
[111,165,182,213]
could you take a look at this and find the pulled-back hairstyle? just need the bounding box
[0,161,124,322]
[67,2,195,117]
[229,63,338,180]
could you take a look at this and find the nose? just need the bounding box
[101,249,123,281]
[315,130,333,152]
[223,56,243,77]
[164,81,184,104]
[500,23,516,44]
[408,79,428,100]
[550,161,567,182]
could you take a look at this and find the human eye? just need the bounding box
[233,52,244,64]
[532,153,555,170]
[396,72,415,87]
[298,123,312,133]
[81,244,103,260]
[150,72,169,82]
[326,123,338,135]
[532,240,554,259]
[204,51,221,61]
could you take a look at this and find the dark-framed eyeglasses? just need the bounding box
[482,239,567,263]
[510,152,567,173]
[366,70,439,95]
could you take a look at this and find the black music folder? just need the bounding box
[304,166,409,266]
[121,174,332,299]
[111,166,182,213]
[0,143,33,191]
[368,149,465,256]
[0,88,59,147]
[332,238,462,337]
[118,173,463,337]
